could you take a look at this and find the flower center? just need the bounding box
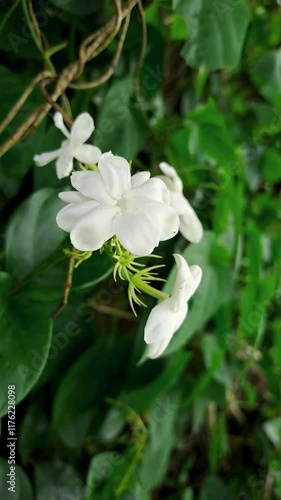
[117,195,131,213]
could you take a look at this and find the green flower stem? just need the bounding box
[130,273,169,301]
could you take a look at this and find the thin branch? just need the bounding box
[51,252,75,319]
[87,298,136,321]
[70,13,131,90]
[133,0,166,154]
[0,0,139,157]
[0,71,54,135]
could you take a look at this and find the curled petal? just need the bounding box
[157,174,175,192]
[70,112,94,147]
[144,298,188,345]
[159,162,183,192]
[74,144,102,165]
[54,112,70,139]
[70,204,119,251]
[34,148,62,166]
[56,145,74,179]
[113,211,160,256]
[56,200,99,232]
[71,171,115,205]
[98,152,131,199]
[131,171,151,188]
[170,192,190,215]
[179,201,203,243]
[148,332,175,359]
[172,254,202,310]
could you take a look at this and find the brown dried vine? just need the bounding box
[0,0,139,156]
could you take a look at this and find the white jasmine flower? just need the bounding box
[34,112,102,179]
[159,162,203,243]
[144,254,202,359]
[56,152,179,256]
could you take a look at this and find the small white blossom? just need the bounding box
[144,254,202,359]
[56,152,179,256]
[34,112,102,179]
[159,162,203,243]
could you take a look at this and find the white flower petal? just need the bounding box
[172,255,202,309]
[157,174,175,192]
[74,144,102,165]
[148,332,174,359]
[113,211,160,256]
[34,149,62,166]
[70,204,119,251]
[170,192,190,215]
[71,171,115,205]
[132,198,179,242]
[59,191,90,203]
[132,177,170,203]
[131,171,151,188]
[53,112,70,139]
[188,265,203,300]
[56,201,99,232]
[159,162,183,192]
[56,145,74,179]
[144,298,188,344]
[70,112,94,147]
[98,152,131,200]
[179,206,204,243]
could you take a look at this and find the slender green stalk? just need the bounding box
[0,0,21,33]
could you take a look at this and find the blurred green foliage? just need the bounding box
[0,0,281,498]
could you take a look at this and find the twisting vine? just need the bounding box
[0,0,140,157]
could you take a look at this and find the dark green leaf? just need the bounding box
[0,293,52,417]
[95,78,148,159]
[5,188,65,279]
[173,0,250,71]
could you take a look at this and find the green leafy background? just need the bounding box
[0,0,281,498]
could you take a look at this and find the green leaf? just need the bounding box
[199,475,232,499]
[52,337,131,446]
[34,461,84,500]
[208,414,229,472]
[125,350,190,411]
[188,100,235,166]
[261,148,281,183]
[0,272,12,303]
[173,0,250,71]
[164,231,233,356]
[0,458,33,499]
[139,390,180,492]
[0,66,44,197]
[0,293,52,417]
[23,250,112,304]
[18,400,49,463]
[238,222,263,340]
[95,78,148,159]
[250,49,281,107]
[85,452,119,499]
[5,188,65,279]
[202,335,232,388]
[183,488,194,500]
